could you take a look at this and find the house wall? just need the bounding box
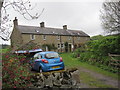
[21,34,90,52]
[10,28,23,50]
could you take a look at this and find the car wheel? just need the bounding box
[39,67,43,73]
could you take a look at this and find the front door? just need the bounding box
[68,44,72,52]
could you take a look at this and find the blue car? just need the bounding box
[29,51,64,72]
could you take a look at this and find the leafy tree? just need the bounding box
[100,1,120,34]
[0,0,44,41]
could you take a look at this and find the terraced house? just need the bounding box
[11,17,90,52]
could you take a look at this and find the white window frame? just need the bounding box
[61,43,64,48]
[31,34,35,40]
[43,35,46,40]
[58,44,60,49]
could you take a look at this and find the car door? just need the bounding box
[35,54,42,71]
[33,53,42,70]
[31,53,39,70]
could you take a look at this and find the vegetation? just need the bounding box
[79,72,115,88]
[16,41,41,51]
[0,44,10,49]
[42,44,57,51]
[2,51,119,88]
[100,1,120,34]
[1,0,43,41]
[73,35,120,73]
[2,52,34,88]
[60,53,118,79]
[2,35,119,88]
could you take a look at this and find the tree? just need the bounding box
[0,0,44,41]
[100,1,120,34]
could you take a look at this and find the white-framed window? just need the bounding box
[61,43,64,48]
[43,35,46,40]
[58,44,60,49]
[31,34,35,40]
[57,35,60,40]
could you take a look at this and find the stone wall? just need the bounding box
[30,68,80,89]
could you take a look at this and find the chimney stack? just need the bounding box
[40,22,45,28]
[63,25,67,30]
[13,17,18,26]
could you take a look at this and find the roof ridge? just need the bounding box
[18,25,82,31]
[17,25,89,36]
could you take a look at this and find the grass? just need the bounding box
[0,49,10,53]
[60,53,118,80]
[80,71,115,88]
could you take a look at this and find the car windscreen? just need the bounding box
[45,53,59,59]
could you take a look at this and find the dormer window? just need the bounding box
[36,30,39,33]
[31,34,35,40]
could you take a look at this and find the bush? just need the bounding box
[74,35,120,73]
[2,53,33,88]
[42,44,57,51]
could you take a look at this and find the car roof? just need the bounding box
[37,51,58,55]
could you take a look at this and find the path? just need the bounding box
[78,66,119,88]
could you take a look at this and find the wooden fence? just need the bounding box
[108,53,120,69]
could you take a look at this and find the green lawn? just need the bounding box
[60,53,118,80]
[0,48,10,53]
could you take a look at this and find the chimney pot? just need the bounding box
[40,22,45,28]
[13,17,18,26]
[63,25,67,30]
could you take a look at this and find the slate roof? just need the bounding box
[16,25,89,37]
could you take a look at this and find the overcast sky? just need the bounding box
[1,0,105,45]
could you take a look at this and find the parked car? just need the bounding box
[29,51,64,72]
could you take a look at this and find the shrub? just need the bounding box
[42,44,57,51]
[75,35,120,73]
[2,53,33,88]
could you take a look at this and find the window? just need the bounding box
[45,53,59,59]
[57,35,60,40]
[34,53,38,59]
[58,44,60,49]
[38,54,42,59]
[61,43,64,48]
[43,35,46,40]
[31,34,35,40]
[34,53,42,59]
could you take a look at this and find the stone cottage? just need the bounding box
[10,17,90,52]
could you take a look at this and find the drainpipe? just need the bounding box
[60,35,62,52]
